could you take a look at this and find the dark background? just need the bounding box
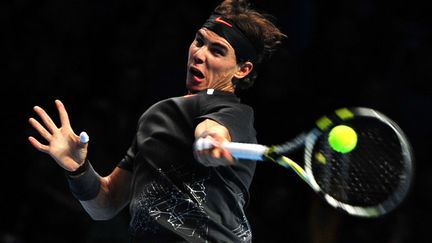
[2,0,431,242]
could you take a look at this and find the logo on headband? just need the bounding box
[215,16,233,27]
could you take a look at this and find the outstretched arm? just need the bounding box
[28,100,131,220]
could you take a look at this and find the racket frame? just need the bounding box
[302,107,414,217]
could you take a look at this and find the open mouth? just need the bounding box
[189,67,205,80]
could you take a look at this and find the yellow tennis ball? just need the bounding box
[328,125,358,153]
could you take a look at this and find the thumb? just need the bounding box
[79,131,90,146]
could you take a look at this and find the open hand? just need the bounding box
[28,100,88,172]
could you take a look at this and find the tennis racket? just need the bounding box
[195,107,414,218]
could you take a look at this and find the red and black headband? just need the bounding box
[202,14,257,63]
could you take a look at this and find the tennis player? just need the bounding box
[28,0,285,242]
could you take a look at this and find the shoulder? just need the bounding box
[136,97,177,124]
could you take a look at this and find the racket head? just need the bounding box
[303,107,414,218]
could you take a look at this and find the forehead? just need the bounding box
[198,28,234,51]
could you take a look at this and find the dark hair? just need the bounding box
[213,0,286,89]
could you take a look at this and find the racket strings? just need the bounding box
[311,120,407,207]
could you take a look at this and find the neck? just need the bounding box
[187,86,235,95]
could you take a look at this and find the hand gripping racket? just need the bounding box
[195,107,414,218]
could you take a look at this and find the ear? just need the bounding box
[234,61,253,79]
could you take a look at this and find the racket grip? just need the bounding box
[222,142,268,161]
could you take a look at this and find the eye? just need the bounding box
[195,37,204,47]
[211,47,225,56]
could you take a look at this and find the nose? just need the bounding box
[193,46,206,64]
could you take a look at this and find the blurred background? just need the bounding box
[2,0,431,242]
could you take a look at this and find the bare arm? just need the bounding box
[78,167,132,220]
[29,100,131,220]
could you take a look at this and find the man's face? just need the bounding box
[186,28,239,93]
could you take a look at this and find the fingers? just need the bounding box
[33,105,58,133]
[194,137,214,151]
[220,148,234,164]
[211,147,235,165]
[194,136,222,158]
[28,136,49,153]
[55,100,71,127]
[194,150,234,167]
[199,134,232,160]
[194,137,235,166]
[29,117,52,141]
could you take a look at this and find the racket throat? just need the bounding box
[275,156,312,187]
